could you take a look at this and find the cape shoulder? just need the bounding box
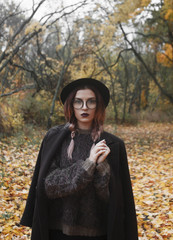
[102,130,125,146]
[44,123,70,142]
[43,125,125,148]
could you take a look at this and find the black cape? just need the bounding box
[20,124,138,240]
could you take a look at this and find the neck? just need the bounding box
[77,128,91,134]
[77,123,92,130]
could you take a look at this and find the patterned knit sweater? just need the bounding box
[44,129,110,236]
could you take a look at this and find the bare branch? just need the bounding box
[40,0,87,26]
[0,0,88,75]
[0,85,36,97]
[132,31,169,44]
[92,48,132,76]
[0,0,46,66]
[10,60,41,90]
[9,0,45,45]
[46,1,88,28]
[0,7,23,27]
[119,22,173,104]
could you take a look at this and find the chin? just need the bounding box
[78,119,93,125]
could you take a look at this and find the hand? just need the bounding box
[89,140,110,163]
[97,145,110,164]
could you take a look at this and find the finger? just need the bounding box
[106,147,111,154]
[104,149,110,156]
[92,144,106,151]
[97,148,110,162]
[96,145,110,152]
[97,156,105,163]
[95,143,107,149]
[99,139,106,143]
[96,139,106,146]
[97,152,107,163]
[96,146,107,151]
[95,149,106,158]
[97,151,109,163]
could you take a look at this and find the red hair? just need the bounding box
[63,85,106,159]
[64,85,106,132]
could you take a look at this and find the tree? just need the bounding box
[0,0,88,98]
[118,0,173,104]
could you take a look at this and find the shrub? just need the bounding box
[18,91,64,127]
[19,93,50,126]
[0,102,24,135]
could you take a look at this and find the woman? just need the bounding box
[20,78,138,240]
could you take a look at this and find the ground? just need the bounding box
[0,122,173,239]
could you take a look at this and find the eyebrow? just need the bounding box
[74,97,96,100]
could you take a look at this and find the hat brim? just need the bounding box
[60,78,110,107]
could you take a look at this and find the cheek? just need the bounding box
[91,110,96,118]
[74,109,79,118]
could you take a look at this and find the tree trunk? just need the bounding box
[119,23,173,104]
[47,67,65,129]
[128,74,141,113]
[121,56,129,123]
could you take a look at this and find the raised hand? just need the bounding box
[89,139,110,164]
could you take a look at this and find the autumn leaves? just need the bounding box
[1,122,173,239]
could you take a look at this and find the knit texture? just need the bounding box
[44,130,110,236]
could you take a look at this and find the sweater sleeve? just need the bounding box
[45,158,96,199]
[93,160,110,201]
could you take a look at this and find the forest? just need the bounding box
[0,0,172,134]
[0,0,173,239]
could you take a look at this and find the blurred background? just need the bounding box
[0,0,172,136]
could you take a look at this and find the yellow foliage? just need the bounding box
[25,22,45,35]
[141,0,151,7]
[0,103,24,133]
[102,24,117,46]
[162,0,173,21]
[56,44,63,52]
[157,44,173,67]
[165,9,173,21]
[69,56,100,79]
[141,89,147,108]
[112,0,151,21]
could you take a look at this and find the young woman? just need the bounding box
[20,78,138,240]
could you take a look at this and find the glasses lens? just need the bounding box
[73,99,97,109]
[73,99,83,109]
[87,99,97,109]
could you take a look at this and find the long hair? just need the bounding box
[63,85,106,159]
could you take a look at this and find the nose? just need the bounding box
[82,101,88,109]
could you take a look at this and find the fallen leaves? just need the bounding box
[114,122,173,239]
[0,122,173,239]
[0,133,43,240]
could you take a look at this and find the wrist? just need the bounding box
[83,158,96,175]
[88,157,96,163]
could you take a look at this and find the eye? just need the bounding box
[73,99,83,109]
[87,99,97,109]
[74,99,82,104]
[88,99,96,104]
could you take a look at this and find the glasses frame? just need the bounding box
[73,98,97,110]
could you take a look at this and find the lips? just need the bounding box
[81,113,89,117]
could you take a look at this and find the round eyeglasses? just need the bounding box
[73,98,97,109]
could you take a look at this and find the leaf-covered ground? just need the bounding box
[0,123,173,239]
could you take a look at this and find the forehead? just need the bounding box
[75,89,96,99]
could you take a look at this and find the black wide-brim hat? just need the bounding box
[60,78,110,107]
